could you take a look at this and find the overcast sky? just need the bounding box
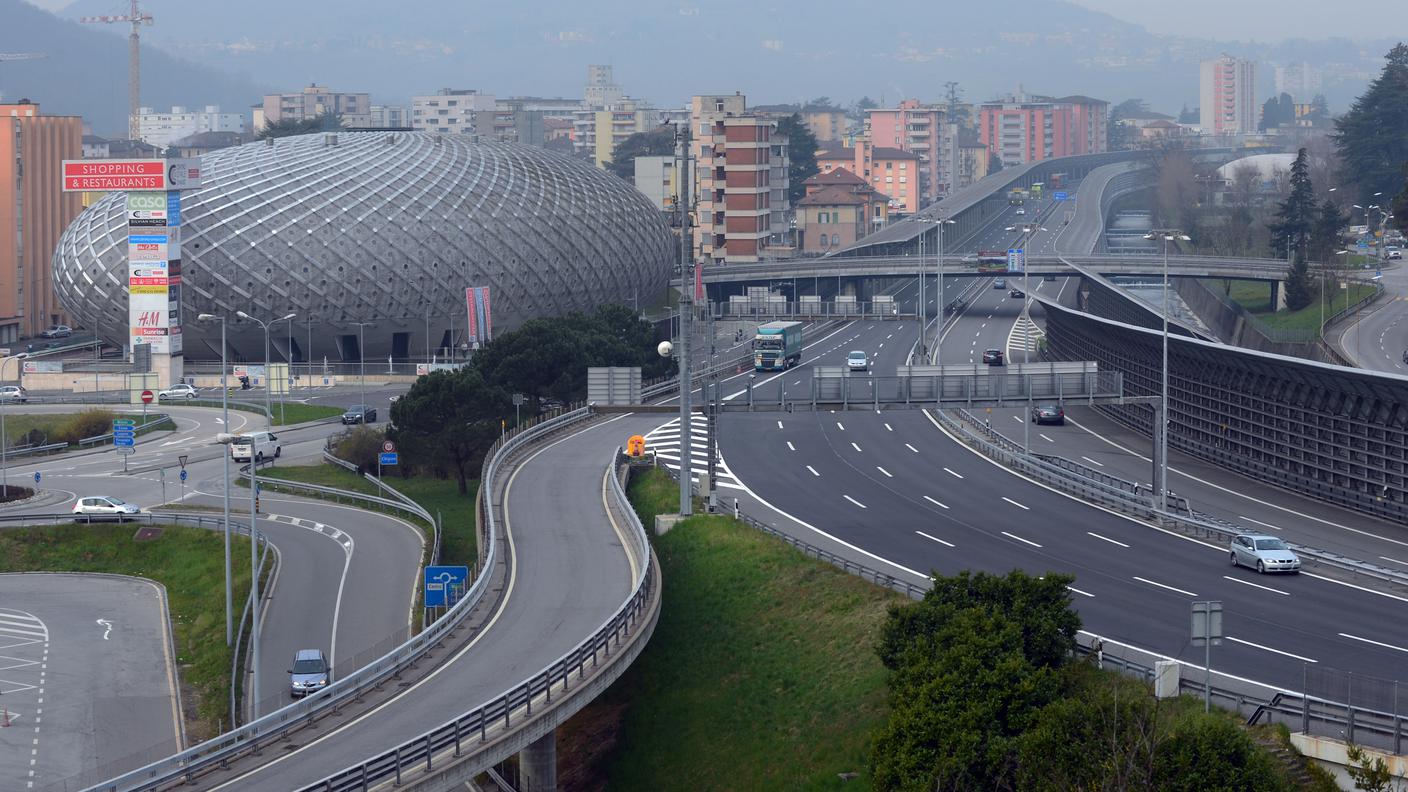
[1068,0,1402,41]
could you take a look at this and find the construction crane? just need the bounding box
[81,0,153,141]
[0,53,47,102]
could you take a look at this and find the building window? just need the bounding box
[820,234,830,248]
[885,161,893,170]
[899,176,907,183]
[832,234,840,246]
[886,176,893,183]
[899,162,907,170]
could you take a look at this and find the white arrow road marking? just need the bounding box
[96,619,113,640]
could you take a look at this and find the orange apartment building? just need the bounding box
[816,141,920,215]
[795,168,889,255]
[0,100,83,345]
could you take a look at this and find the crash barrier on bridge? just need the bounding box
[74,406,596,792]
[720,364,1127,413]
[638,320,846,404]
[1041,297,1408,526]
[714,300,908,321]
[2,440,71,458]
[299,452,661,791]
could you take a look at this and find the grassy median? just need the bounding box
[559,467,899,791]
[0,522,255,738]
[252,463,477,566]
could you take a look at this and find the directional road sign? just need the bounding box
[1052,191,1069,201]
[33,472,40,484]
[379,452,399,466]
[423,565,470,608]
[113,419,136,427]
[116,446,135,456]
[114,437,135,447]
[179,470,188,482]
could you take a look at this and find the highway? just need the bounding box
[0,402,423,786]
[1338,256,1408,374]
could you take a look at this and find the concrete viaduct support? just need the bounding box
[518,731,557,791]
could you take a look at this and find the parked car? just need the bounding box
[993,278,1007,289]
[1031,404,1065,425]
[288,649,330,697]
[39,325,72,339]
[72,496,140,522]
[158,383,199,400]
[0,385,28,403]
[230,431,281,463]
[341,405,376,425]
[847,350,869,372]
[1229,534,1301,574]
[1009,288,1025,298]
[982,348,1005,366]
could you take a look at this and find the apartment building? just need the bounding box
[816,141,920,215]
[633,155,678,210]
[259,84,371,129]
[1200,54,1258,134]
[753,103,849,142]
[690,93,791,263]
[584,64,625,109]
[136,105,245,148]
[368,105,410,128]
[572,100,660,167]
[866,99,961,205]
[412,89,499,136]
[978,93,1108,167]
[0,101,82,343]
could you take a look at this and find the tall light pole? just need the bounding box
[1144,229,1191,514]
[198,314,234,646]
[236,311,296,425]
[350,322,375,418]
[675,124,693,517]
[1006,222,1045,454]
[934,216,954,365]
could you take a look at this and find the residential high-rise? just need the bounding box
[136,105,245,148]
[690,94,790,263]
[978,93,1108,167]
[1274,61,1322,103]
[1200,54,1257,135]
[259,84,371,129]
[572,99,659,167]
[866,99,960,204]
[368,105,410,128]
[0,100,82,343]
[411,89,498,136]
[584,65,624,109]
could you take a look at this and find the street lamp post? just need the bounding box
[236,312,297,425]
[1143,229,1191,514]
[350,322,374,419]
[1006,222,1047,452]
[198,314,234,646]
[934,217,954,366]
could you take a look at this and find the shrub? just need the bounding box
[52,409,116,444]
[331,425,385,473]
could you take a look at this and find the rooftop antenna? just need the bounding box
[82,1,154,140]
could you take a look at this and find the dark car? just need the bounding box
[982,349,1005,366]
[1031,404,1065,425]
[1009,287,1025,298]
[341,405,376,424]
[1043,273,1057,281]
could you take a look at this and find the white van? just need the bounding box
[230,431,282,463]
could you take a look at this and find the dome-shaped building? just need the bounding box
[53,132,675,362]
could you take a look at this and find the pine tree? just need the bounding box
[1334,43,1408,203]
[1271,149,1318,310]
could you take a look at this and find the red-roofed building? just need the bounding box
[795,168,890,255]
[816,140,920,214]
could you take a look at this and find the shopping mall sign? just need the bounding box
[60,159,202,192]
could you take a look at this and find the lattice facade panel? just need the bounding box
[52,132,674,361]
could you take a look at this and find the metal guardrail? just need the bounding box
[3,441,70,458]
[78,415,173,447]
[236,465,434,530]
[300,450,661,790]
[80,407,596,792]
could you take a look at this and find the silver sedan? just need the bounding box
[1229,534,1300,574]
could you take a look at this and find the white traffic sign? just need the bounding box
[382,440,396,453]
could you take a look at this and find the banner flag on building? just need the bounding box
[465,286,493,346]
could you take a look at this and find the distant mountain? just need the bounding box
[1,0,263,136]
[11,0,1400,131]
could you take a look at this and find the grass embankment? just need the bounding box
[0,522,254,738]
[2,409,169,449]
[559,467,900,791]
[186,399,344,426]
[252,463,477,566]
[1210,278,1378,333]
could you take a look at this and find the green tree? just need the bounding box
[388,368,508,494]
[1271,148,1319,309]
[1392,162,1408,236]
[775,113,819,205]
[258,112,344,139]
[605,125,675,182]
[1309,198,1348,266]
[1345,741,1401,791]
[1334,43,1408,203]
[988,152,1004,174]
[1259,92,1295,132]
[852,96,878,120]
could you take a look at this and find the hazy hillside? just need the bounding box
[1,0,263,136]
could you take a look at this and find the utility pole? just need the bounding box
[676,125,693,517]
[81,1,153,140]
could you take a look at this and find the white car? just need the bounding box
[39,325,72,339]
[847,350,869,372]
[159,383,200,400]
[1015,208,1026,215]
[0,385,28,403]
[73,496,140,522]
[1229,534,1301,574]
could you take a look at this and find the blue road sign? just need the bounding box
[1007,248,1025,273]
[423,565,470,608]
[113,431,135,440]
[179,469,188,482]
[1052,191,1069,201]
[379,452,399,466]
[114,437,135,447]
[33,472,40,484]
